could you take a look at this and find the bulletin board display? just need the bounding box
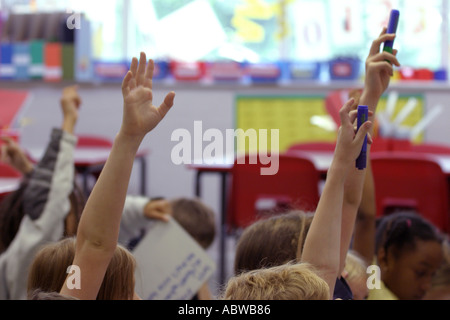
[375,94,425,143]
[234,94,424,154]
[234,95,336,154]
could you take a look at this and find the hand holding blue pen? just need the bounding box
[356,105,368,170]
[383,9,400,55]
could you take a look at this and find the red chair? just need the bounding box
[371,137,392,153]
[371,151,450,233]
[76,134,113,148]
[75,134,148,196]
[226,152,321,232]
[389,139,412,151]
[409,142,450,155]
[0,162,22,203]
[0,162,22,178]
[75,134,114,195]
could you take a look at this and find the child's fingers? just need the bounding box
[136,52,147,86]
[369,33,395,57]
[339,98,356,125]
[349,109,374,124]
[121,71,133,96]
[144,59,154,90]
[378,26,387,37]
[157,91,176,119]
[349,110,358,125]
[153,212,171,222]
[353,121,373,147]
[371,51,401,67]
[367,60,394,76]
[367,132,373,145]
[150,206,172,222]
[130,57,138,77]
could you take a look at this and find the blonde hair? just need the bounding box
[343,250,368,284]
[234,210,314,274]
[27,237,136,300]
[222,262,330,300]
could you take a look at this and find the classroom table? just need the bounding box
[187,161,232,285]
[27,147,149,196]
[187,151,450,285]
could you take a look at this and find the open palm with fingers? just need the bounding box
[121,52,175,139]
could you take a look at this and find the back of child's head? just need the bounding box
[375,210,443,257]
[342,250,369,300]
[170,197,216,250]
[0,181,27,254]
[28,237,136,300]
[222,262,330,300]
[0,180,85,253]
[233,210,314,275]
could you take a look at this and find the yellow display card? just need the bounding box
[234,94,424,153]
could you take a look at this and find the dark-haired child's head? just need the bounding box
[170,197,216,250]
[0,179,85,254]
[375,210,444,300]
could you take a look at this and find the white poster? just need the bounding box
[153,0,227,61]
[329,0,364,46]
[133,218,216,300]
[402,0,442,48]
[289,0,330,60]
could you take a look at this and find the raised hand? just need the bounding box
[334,98,373,165]
[60,85,81,134]
[364,27,401,103]
[121,52,175,140]
[0,136,34,174]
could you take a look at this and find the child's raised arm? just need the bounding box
[60,52,175,300]
[339,27,400,273]
[301,99,372,298]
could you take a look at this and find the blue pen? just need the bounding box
[383,9,400,54]
[356,105,368,170]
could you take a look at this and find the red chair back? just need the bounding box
[0,162,22,203]
[76,135,113,148]
[371,151,450,233]
[371,137,411,152]
[227,153,320,231]
[0,162,22,178]
[409,142,450,155]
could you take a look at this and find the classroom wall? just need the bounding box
[12,82,450,214]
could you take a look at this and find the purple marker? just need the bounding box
[383,9,400,54]
[356,105,368,170]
